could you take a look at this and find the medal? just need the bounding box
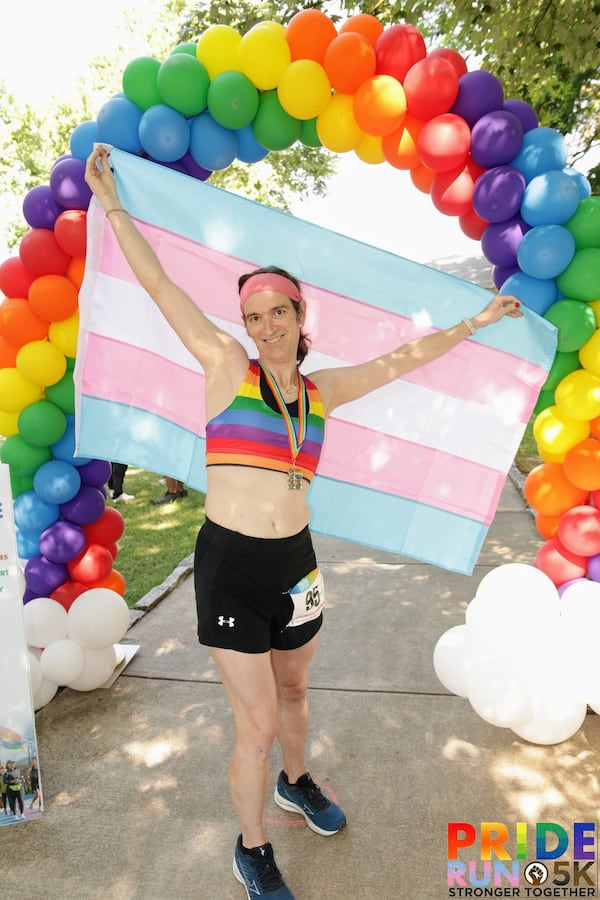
[259,362,308,491]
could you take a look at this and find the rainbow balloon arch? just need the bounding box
[0,9,600,740]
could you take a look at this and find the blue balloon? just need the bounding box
[16,528,41,560]
[563,167,592,200]
[70,120,98,161]
[189,112,238,171]
[520,170,581,226]
[500,271,558,316]
[96,97,143,153]
[139,104,190,162]
[517,225,576,280]
[14,491,60,533]
[236,125,269,164]
[51,421,92,468]
[33,459,82,505]
[511,126,568,181]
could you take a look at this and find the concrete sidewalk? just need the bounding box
[2,473,600,900]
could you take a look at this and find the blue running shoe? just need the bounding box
[233,835,295,899]
[274,771,347,836]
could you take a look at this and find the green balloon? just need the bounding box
[18,400,67,447]
[170,42,198,57]
[533,387,555,416]
[157,54,210,117]
[556,248,600,302]
[565,197,600,249]
[122,57,162,112]
[207,71,259,130]
[66,356,76,371]
[542,349,580,391]
[0,435,51,477]
[45,370,75,415]
[543,298,597,352]
[252,91,301,151]
[9,472,35,498]
[300,118,322,148]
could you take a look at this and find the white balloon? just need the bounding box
[66,645,118,691]
[511,691,588,746]
[33,676,59,711]
[27,652,44,696]
[467,652,539,729]
[67,588,130,649]
[433,625,475,697]
[476,563,558,605]
[41,638,86,685]
[23,596,68,648]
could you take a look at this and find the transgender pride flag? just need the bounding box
[75,149,557,574]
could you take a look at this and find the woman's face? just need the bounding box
[243,292,304,361]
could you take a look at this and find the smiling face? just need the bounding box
[243,291,305,364]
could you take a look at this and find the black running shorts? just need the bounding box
[194,518,323,653]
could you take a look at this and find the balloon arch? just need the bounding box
[1,9,600,740]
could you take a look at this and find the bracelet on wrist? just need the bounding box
[462,317,477,336]
[105,208,127,219]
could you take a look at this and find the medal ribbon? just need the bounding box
[259,361,307,468]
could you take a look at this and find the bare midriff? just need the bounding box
[205,465,312,538]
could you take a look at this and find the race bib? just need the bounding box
[286,567,324,627]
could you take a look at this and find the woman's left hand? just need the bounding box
[472,294,523,329]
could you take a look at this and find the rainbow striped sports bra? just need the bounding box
[205,359,325,483]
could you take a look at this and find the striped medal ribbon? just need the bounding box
[259,361,307,490]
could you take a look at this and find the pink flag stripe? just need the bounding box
[97,221,546,415]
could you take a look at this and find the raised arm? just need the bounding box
[84,146,246,376]
[310,295,522,414]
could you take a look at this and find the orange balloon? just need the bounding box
[590,415,600,439]
[410,163,435,194]
[535,512,562,541]
[563,438,600,491]
[0,297,48,346]
[339,13,384,46]
[323,32,376,94]
[285,9,336,63]
[382,114,424,170]
[0,334,19,368]
[524,462,589,516]
[89,567,126,596]
[28,274,79,322]
[66,257,86,290]
[353,74,407,136]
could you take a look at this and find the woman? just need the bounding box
[85,146,521,900]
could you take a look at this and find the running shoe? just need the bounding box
[274,771,347,836]
[233,835,294,899]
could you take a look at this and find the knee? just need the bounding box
[237,716,278,760]
[278,677,308,706]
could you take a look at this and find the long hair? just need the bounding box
[238,265,311,366]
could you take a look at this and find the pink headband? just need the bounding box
[239,273,302,313]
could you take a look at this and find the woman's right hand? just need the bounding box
[85,146,121,211]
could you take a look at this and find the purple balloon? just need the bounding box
[493,263,520,291]
[60,484,106,526]
[450,70,504,127]
[49,156,92,211]
[23,587,39,604]
[25,554,68,595]
[473,165,526,223]
[471,110,523,168]
[481,214,530,267]
[22,185,65,229]
[39,520,87,564]
[78,458,112,487]
[181,150,212,181]
[558,577,589,597]
[503,99,539,134]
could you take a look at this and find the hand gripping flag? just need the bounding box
[75,150,557,574]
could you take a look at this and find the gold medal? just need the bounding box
[287,468,303,491]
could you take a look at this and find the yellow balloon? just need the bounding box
[317,93,362,153]
[578,328,600,376]
[354,133,385,164]
[238,22,291,90]
[49,311,80,359]
[16,340,67,388]
[533,405,590,457]
[197,25,242,79]
[278,60,331,120]
[0,368,43,413]
[0,408,19,437]
[538,445,566,463]
[554,369,600,421]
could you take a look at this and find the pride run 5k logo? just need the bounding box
[447,821,597,898]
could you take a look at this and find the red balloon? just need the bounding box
[431,163,477,217]
[403,56,459,120]
[375,24,426,82]
[51,579,88,611]
[54,209,87,258]
[428,47,468,79]
[83,506,125,545]
[20,228,71,276]
[534,538,587,586]
[0,257,37,298]
[67,543,114,584]
[459,207,488,240]
[558,505,600,557]
[417,113,471,172]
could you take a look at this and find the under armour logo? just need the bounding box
[217,616,235,627]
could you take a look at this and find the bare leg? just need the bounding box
[271,633,320,783]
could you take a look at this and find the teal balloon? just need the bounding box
[541,350,580,391]
[18,400,67,447]
[122,56,162,112]
[0,435,52,477]
[565,197,600,250]
[251,91,300,151]
[157,54,210,117]
[556,248,600,302]
[543,298,597,352]
[208,71,259,130]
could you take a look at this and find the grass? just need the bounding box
[514,417,543,475]
[110,468,205,609]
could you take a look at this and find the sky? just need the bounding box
[0,3,595,269]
